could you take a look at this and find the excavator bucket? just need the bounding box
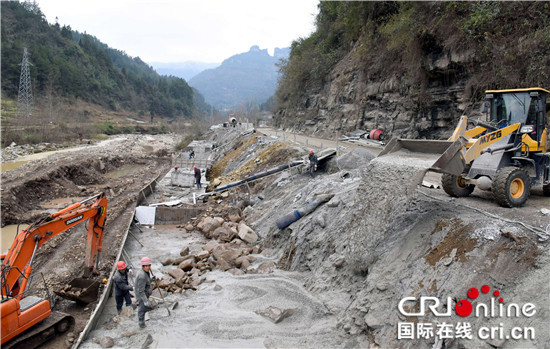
[377,137,468,176]
[54,278,100,304]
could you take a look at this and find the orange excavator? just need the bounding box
[1,193,107,348]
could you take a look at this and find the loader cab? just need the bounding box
[484,88,549,145]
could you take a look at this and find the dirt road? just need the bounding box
[258,127,384,155]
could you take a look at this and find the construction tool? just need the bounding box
[150,268,171,316]
[150,296,179,311]
[377,87,550,207]
[1,193,108,348]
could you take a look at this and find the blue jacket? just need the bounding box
[113,269,133,296]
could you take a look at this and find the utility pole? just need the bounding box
[17,47,33,117]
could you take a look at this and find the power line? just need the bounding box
[17,47,33,118]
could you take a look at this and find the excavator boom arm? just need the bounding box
[1,193,107,299]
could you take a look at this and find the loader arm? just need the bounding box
[463,123,520,164]
[1,193,107,301]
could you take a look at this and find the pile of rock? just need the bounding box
[1,142,63,161]
[157,214,265,293]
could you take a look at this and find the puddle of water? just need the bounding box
[1,137,124,173]
[41,197,85,210]
[1,224,26,254]
[104,165,142,179]
[1,160,30,173]
[2,148,69,173]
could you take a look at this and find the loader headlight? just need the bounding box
[520,125,534,134]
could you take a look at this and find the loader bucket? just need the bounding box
[54,278,100,304]
[377,137,468,176]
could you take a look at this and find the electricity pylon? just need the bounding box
[17,47,33,117]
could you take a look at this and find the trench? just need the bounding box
[79,175,348,348]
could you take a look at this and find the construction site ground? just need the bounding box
[1,126,549,349]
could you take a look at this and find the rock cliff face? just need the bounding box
[274,44,480,140]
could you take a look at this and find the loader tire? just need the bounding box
[492,167,530,207]
[543,183,550,197]
[441,173,475,197]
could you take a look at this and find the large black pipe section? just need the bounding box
[213,161,304,193]
[276,194,334,229]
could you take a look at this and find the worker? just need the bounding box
[189,150,195,160]
[173,165,178,172]
[135,257,153,328]
[194,165,201,188]
[308,150,318,177]
[113,261,133,315]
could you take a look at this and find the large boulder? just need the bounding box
[168,268,185,281]
[238,222,258,243]
[211,225,236,242]
[178,258,195,271]
[202,240,219,253]
[199,216,225,237]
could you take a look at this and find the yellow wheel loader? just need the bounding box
[378,87,550,207]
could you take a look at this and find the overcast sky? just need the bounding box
[35,0,319,64]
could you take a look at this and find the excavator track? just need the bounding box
[3,311,75,349]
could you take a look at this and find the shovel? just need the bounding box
[150,268,172,316]
[150,295,179,311]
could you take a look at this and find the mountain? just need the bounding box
[149,61,220,81]
[189,46,290,110]
[1,1,206,119]
[275,2,550,140]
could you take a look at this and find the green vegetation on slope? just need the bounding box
[1,1,203,118]
[277,1,550,108]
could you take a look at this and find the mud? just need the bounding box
[346,151,438,272]
[2,127,549,349]
[81,225,351,349]
[1,134,179,348]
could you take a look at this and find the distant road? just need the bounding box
[257,127,384,155]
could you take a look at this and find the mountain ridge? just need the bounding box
[149,61,220,81]
[189,45,290,110]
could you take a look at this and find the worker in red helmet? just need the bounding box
[193,165,202,189]
[135,257,153,328]
[308,150,318,177]
[113,261,133,314]
[174,165,178,171]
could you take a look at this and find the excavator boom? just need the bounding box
[1,192,107,347]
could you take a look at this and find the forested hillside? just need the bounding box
[1,1,207,119]
[275,2,550,139]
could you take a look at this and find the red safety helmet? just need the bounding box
[141,257,152,266]
[116,261,127,270]
[193,166,197,169]
[174,166,178,170]
[309,150,314,155]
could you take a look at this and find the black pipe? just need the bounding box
[213,161,304,192]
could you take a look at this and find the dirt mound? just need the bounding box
[0,134,178,346]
